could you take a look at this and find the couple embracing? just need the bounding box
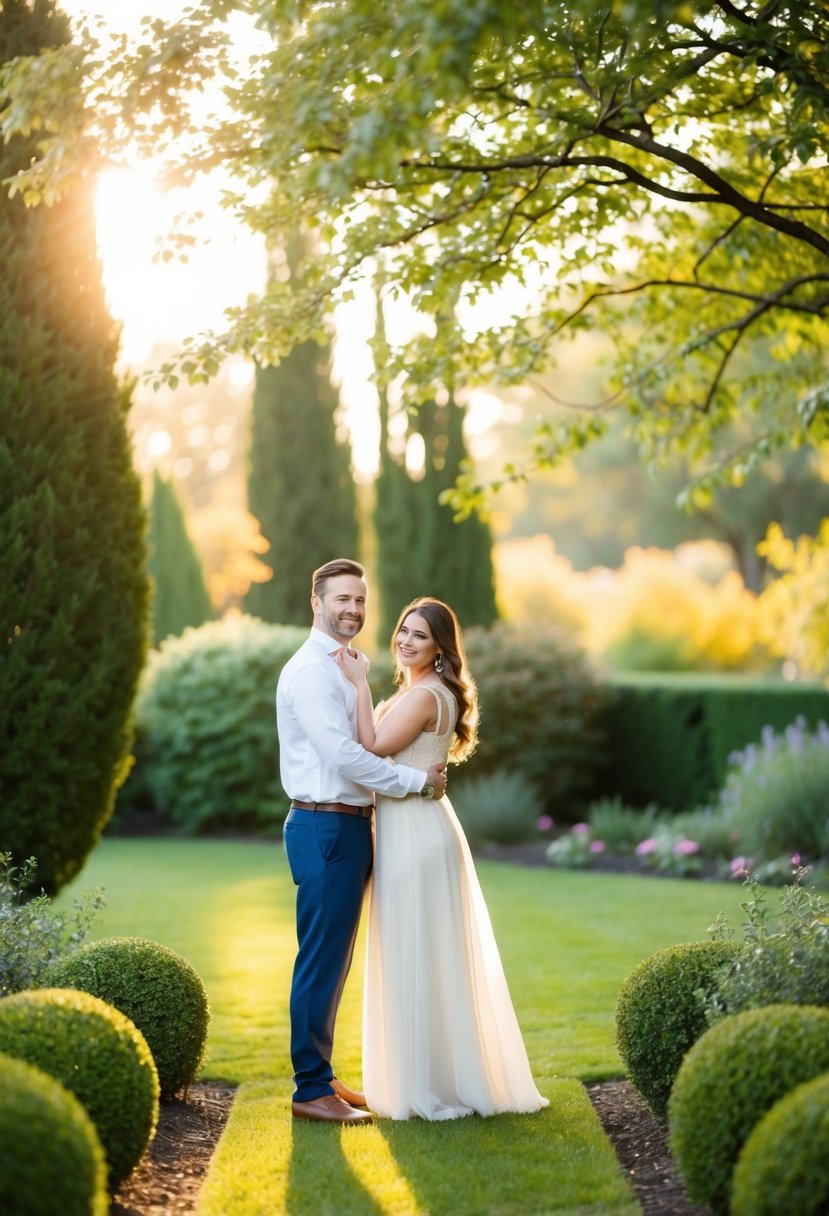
[276,558,547,1124]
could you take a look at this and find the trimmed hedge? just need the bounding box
[0,988,159,1189]
[615,940,735,1119]
[731,1071,829,1216]
[0,1052,107,1216]
[595,672,829,810]
[668,1004,829,1214]
[46,937,210,1100]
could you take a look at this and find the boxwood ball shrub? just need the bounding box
[0,1052,107,1216]
[669,1004,829,1214]
[120,616,306,834]
[615,940,735,1119]
[730,1071,829,1216]
[0,988,159,1189]
[46,936,210,1100]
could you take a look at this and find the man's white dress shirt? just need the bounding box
[276,628,426,805]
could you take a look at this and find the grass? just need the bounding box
[63,838,749,1215]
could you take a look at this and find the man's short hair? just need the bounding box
[312,558,365,599]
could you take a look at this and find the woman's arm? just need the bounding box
[336,649,437,757]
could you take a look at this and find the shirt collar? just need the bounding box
[309,626,345,654]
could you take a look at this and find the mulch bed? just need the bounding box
[110,1083,234,1216]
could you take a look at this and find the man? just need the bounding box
[276,558,447,1124]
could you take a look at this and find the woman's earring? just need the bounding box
[435,654,444,673]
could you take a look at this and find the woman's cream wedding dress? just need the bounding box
[363,676,548,1120]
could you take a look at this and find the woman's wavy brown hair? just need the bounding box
[390,597,479,763]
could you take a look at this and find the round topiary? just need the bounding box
[668,1004,829,1215]
[614,939,735,1118]
[730,1071,829,1216]
[0,988,159,1189]
[0,1052,108,1216]
[47,936,210,1100]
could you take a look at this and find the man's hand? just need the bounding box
[428,763,448,798]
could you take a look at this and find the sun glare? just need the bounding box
[93,165,266,369]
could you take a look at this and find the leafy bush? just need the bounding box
[119,616,306,833]
[546,822,606,869]
[668,1004,829,1214]
[0,988,159,1189]
[713,716,829,862]
[670,806,736,862]
[0,853,104,997]
[586,797,664,854]
[633,825,705,877]
[46,937,210,1100]
[461,624,609,815]
[0,1052,107,1216]
[614,940,735,1119]
[450,770,545,846]
[704,875,829,1020]
[730,1071,829,1216]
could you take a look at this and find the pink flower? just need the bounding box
[673,838,700,857]
[791,852,802,867]
[571,823,590,836]
[536,815,554,833]
[589,840,606,854]
[730,856,752,877]
[635,838,657,856]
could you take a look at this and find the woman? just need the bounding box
[336,597,548,1121]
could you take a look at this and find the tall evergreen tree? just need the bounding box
[373,298,497,638]
[245,242,358,624]
[147,470,211,645]
[0,0,149,893]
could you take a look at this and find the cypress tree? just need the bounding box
[245,241,358,624]
[147,470,211,645]
[373,297,497,636]
[0,0,149,893]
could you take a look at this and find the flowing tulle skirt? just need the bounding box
[362,793,549,1120]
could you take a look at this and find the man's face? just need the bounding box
[312,574,367,643]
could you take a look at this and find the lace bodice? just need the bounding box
[376,678,457,770]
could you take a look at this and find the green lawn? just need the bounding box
[63,839,748,1215]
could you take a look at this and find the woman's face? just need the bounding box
[395,612,438,674]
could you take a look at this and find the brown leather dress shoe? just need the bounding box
[331,1078,368,1108]
[292,1094,372,1124]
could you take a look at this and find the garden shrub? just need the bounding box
[46,936,210,1100]
[461,623,609,815]
[730,1071,829,1216]
[704,876,829,1021]
[0,988,159,1188]
[586,797,664,854]
[546,822,605,868]
[668,1004,829,1214]
[614,940,735,1119]
[0,852,104,997]
[119,616,306,833]
[450,770,544,846]
[0,1052,107,1216]
[713,717,829,863]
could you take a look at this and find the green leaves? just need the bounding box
[3,0,827,508]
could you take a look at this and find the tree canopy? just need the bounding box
[2,0,827,507]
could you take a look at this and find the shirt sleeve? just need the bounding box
[288,659,425,797]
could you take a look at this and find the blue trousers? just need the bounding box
[283,807,373,1102]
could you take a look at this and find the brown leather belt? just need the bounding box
[290,800,373,819]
